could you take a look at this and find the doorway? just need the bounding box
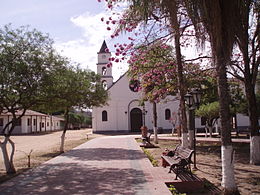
[130,108,143,132]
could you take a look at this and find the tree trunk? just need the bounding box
[60,131,66,153]
[0,137,16,174]
[60,108,69,153]
[244,80,260,164]
[153,102,158,144]
[207,122,213,138]
[166,0,188,148]
[250,136,260,165]
[216,56,239,194]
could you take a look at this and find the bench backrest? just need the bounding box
[175,147,194,162]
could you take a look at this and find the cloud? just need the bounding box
[55,10,128,80]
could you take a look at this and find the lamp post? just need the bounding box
[184,89,201,169]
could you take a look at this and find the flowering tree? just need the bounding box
[99,0,207,147]
[128,41,203,101]
[127,40,204,143]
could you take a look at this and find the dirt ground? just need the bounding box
[145,138,260,195]
[0,129,103,182]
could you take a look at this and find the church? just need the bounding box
[92,41,180,133]
[92,41,255,134]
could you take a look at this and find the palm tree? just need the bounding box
[183,0,242,194]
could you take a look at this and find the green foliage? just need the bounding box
[236,93,260,117]
[168,185,186,195]
[196,101,219,119]
[0,24,63,135]
[36,64,108,130]
[142,148,159,167]
[68,111,92,128]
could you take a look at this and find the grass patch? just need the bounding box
[166,184,187,195]
[142,147,159,167]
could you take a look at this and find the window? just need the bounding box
[47,122,49,127]
[102,67,107,75]
[27,118,31,126]
[129,80,140,92]
[102,111,108,121]
[201,117,207,126]
[102,80,107,90]
[42,123,44,128]
[165,109,171,120]
[0,118,3,126]
[33,119,36,126]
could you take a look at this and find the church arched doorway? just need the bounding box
[130,108,143,132]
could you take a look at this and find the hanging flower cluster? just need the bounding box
[128,41,206,102]
[97,0,209,102]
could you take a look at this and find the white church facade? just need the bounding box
[92,41,180,133]
[92,41,254,133]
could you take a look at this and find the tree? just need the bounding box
[0,24,63,174]
[102,0,204,148]
[196,102,219,137]
[42,65,108,152]
[128,41,204,143]
[184,0,244,193]
[228,1,260,165]
[198,77,245,137]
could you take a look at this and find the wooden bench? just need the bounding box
[161,145,194,180]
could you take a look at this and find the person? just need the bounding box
[140,126,148,138]
[170,112,177,136]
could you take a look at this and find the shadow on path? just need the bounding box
[56,148,146,161]
[0,162,146,195]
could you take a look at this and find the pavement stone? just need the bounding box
[0,135,172,195]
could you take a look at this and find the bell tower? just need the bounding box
[97,40,113,89]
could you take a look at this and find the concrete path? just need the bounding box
[0,136,172,195]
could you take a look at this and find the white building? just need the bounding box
[92,41,179,133]
[92,41,254,133]
[0,110,64,134]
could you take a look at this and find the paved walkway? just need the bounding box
[0,136,172,195]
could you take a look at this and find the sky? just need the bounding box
[0,0,128,80]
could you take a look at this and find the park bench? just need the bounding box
[161,145,194,180]
[236,127,250,138]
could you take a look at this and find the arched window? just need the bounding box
[129,80,140,92]
[102,67,107,75]
[102,111,108,121]
[102,80,107,90]
[165,109,171,120]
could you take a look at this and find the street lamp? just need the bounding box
[184,89,202,169]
